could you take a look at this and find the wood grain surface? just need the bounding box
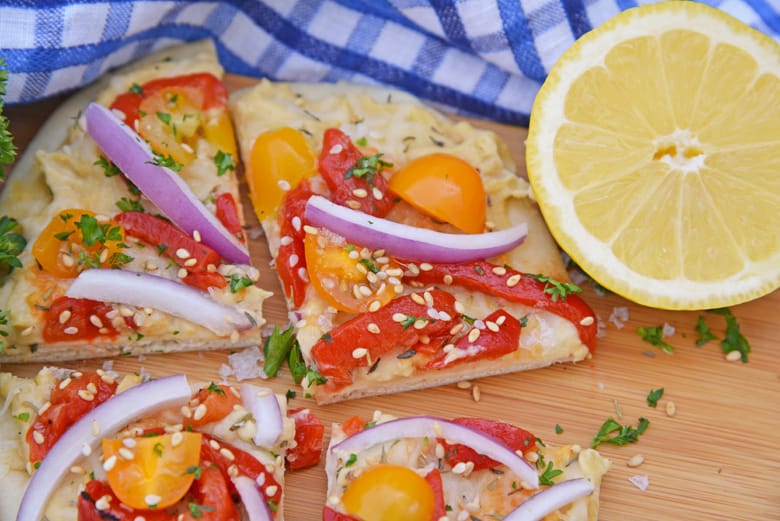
[4,78,780,521]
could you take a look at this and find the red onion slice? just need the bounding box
[66,268,252,336]
[330,415,538,489]
[233,475,275,521]
[305,195,527,263]
[16,375,192,521]
[505,478,594,521]
[85,102,250,265]
[240,384,283,447]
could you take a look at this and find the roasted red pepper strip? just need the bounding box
[276,179,313,307]
[425,468,447,520]
[28,372,117,465]
[42,296,118,343]
[318,128,395,217]
[286,408,325,470]
[215,192,245,243]
[311,290,461,390]
[322,506,361,521]
[425,309,521,369]
[115,212,222,271]
[110,72,228,130]
[181,463,239,521]
[439,417,537,471]
[199,433,282,512]
[406,260,597,350]
[182,271,228,291]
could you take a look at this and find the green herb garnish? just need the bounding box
[0,58,16,179]
[263,324,296,377]
[227,273,253,293]
[637,325,674,353]
[0,216,26,271]
[530,274,583,302]
[695,316,718,346]
[646,388,664,408]
[206,382,225,396]
[708,308,751,362]
[345,153,392,186]
[591,417,650,448]
[214,150,235,176]
[147,151,182,172]
[115,197,145,213]
[94,156,121,177]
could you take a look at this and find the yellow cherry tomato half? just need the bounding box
[304,230,397,314]
[389,152,486,234]
[342,464,435,521]
[137,87,206,166]
[202,109,238,160]
[32,209,127,278]
[102,432,202,510]
[248,127,316,220]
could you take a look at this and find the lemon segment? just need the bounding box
[526,1,780,309]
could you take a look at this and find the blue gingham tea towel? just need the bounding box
[1,0,779,125]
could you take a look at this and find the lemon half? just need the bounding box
[526,1,780,310]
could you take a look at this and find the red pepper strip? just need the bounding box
[215,192,245,243]
[318,128,395,217]
[78,480,171,521]
[110,72,228,129]
[199,433,282,512]
[425,468,447,520]
[322,506,361,521]
[406,260,597,351]
[182,271,228,292]
[425,309,521,370]
[276,179,313,307]
[286,408,325,470]
[439,417,537,471]
[28,372,117,465]
[115,212,222,271]
[180,464,239,521]
[311,290,461,390]
[42,296,119,343]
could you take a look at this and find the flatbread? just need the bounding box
[0,366,293,520]
[324,413,610,520]
[0,40,271,363]
[230,80,597,404]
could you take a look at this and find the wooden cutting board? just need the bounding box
[4,76,779,521]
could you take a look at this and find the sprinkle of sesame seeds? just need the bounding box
[219,447,235,461]
[61,253,74,267]
[427,308,440,320]
[486,321,499,332]
[209,440,221,450]
[193,403,208,421]
[297,267,309,282]
[303,225,318,235]
[368,300,382,312]
[87,382,98,394]
[78,389,95,401]
[580,316,595,326]
[352,347,369,359]
[119,447,135,460]
[82,443,92,456]
[456,381,472,389]
[256,473,266,486]
[171,432,184,447]
[206,263,217,272]
[468,328,481,343]
[407,263,420,275]
[177,268,188,279]
[20,326,34,336]
[726,351,742,362]
[367,323,380,334]
[58,309,72,324]
[183,258,197,267]
[103,455,117,472]
[266,485,279,496]
[329,144,343,154]
[435,443,445,459]
[145,494,161,506]
[472,385,481,402]
[452,462,467,474]
[292,216,302,231]
[506,274,522,287]
[419,262,433,271]
[392,313,407,322]
[95,495,112,511]
[280,235,293,246]
[289,254,299,267]
[492,266,507,276]
[346,199,361,209]
[423,291,434,307]
[413,319,427,330]
[352,188,368,198]
[181,405,192,418]
[627,454,645,467]
[411,293,425,305]
[496,315,507,326]
[193,230,202,242]
[449,323,464,336]
[89,315,104,328]
[385,267,403,277]
[277,179,291,191]
[99,248,109,264]
[666,401,677,417]
[145,261,158,272]
[175,248,191,259]
[443,274,453,285]
[32,431,44,444]
[393,284,404,294]
[38,401,51,414]
[120,306,135,317]
[123,438,137,448]
[372,187,383,200]
[228,464,239,477]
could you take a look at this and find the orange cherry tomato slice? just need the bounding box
[102,432,202,510]
[389,153,486,234]
[32,209,127,278]
[247,127,316,221]
[342,464,435,521]
[137,87,204,165]
[304,229,397,313]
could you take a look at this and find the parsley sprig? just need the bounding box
[591,417,650,448]
[530,274,582,302]
[0,215,26,271]
[708,308,751,362]
[0,58,16,180]
[214,150,235,176]
[646,388,664,408]
[345,153,392,186]
[147,150,182,172]
[637,325,674,353]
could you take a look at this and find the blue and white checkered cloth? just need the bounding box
[1,0,779,125]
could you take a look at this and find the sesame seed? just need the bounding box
[456,381,472,389]
[277,179,291,191]
[119,306,135,317]
[82,443,92,456]
[145,494,161,506]
[368,300,382,312]
[468,328,481,343]
[348,250,360,259]
[70,465,85,475]
[452,462,467,474]
[454,301,465,314]
[359,286,372,300]
[87,382,98,394]
[496,315,507,326]
[175,248,191,259]
[443,274,453,285]
[89,315,104,328]
[666,401,677,417]
[352,188,368,198]
[372,187,383,200]
[256,473,266,486]
[123,438,137,448]
[145,261,158,271]
[366,272,378,284]
[61,254,74,267]
[346,199,361,209]
[352,347,368,359]
[280,235,293,246]
[303,225,318,235]
[580,316,595,326]
[472,385,481,402]
[135,517,146,521]
[393,284,404,294]
[193,403,208,421]
[352,284,363,299]
[329,144,343,154]
[119,448,135,460]
[506,274,522,287]
[292,216,302,231]
[207,263,217,272]
[20,326,33,336]
[419,262,433,271]
[486,321,499,332]
[385,267,403,277]
[289,254,299,267]
[411,293,425,305]
[443,343,455,353]
[177,268,188,279]
[95,495,112,511]
[103,455,117,472]
[627,454,645,467]
[492,266,507,276]
[181,405,193,418]
[435,443,445,459]
[355,262,368,274]
[58,309,72,324]
[407,263,420,275]
[171,432,183,447]
[38,401,51,414]
[59,377,72,389]
[449,323,464,335]
[183,258,197,267]
[219,448,235,461]
[228,464,239,477]
[427,308,440,320]
[413,319,427,330]
[367,323,380,334]
[423,291,434,306]
[209,440,221,450]
[99,248,109,264]
[327,495,340,506]
[32,430,45,444]
[392,313,407,322]
[265,485,279,496]
[78,389,95,401]
[525,451,539,463]
[432,422,443,436]
[193,230,202,242]
[726,351,742,362]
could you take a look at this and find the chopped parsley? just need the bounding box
[320,332,333,344]
[695,316,718,346]
[156,111,172,126]
[345,453,358,467]
[214,150,235,176]
[400,315,425,330]
[530,274,583,301]
[637,325,674,354]
[355,136,368,146]
[115,196,145,213]
[474,265,485,275]
[128,83,144,95]
[591,417,650,448]
[708,308,751,362]
[537,458,563,486]
[206,382,225,396]
[285,389,297,402]
[554,424,563,434]
[227,273,253,293]
[0,216,25,272]
[153,441,164,457]
[0,58,16,180]
[157,243,168,256]
[187,503,215,519]
[646,388,664,408]
[147,150,182,172]
[344,153,392,186]
[358,258,379,273]
[14,411,30,422]
[185,465,203,479]
[75,214,122,247]
[94,156,121,177]
[304,367,328,386]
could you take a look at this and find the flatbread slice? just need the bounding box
[0,40,271,363]
[0,366,293,520]
[323,412,610,520]
[230,80,598,404]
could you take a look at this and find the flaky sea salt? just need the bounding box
[608,306,630,329]
[662,322,676,337]
[219,346,266,381]
[629,475,649,491]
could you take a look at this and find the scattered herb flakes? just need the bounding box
[554,424,564,434]
[345,453,358,467]
[344,153,392,186]
[214,150,235,176]
[94,156,121,177]
[592,417,650,448]
[0,58,16,179]
[694,316,718,346]
[530,274,583,302]
[185,465,203,479]
[188,502,215,519]
[228,273,253,293]
[285,389,297,402]
[148,150,182,172]
[646,388,664,408]
[0,216,26,271]
[708,308,751,362]
[637,325,674,354]
[206,382,225,396]
[116,196,145,213]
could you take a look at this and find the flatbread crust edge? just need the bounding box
[0,40,271,363]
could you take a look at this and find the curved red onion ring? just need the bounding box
[305,195,527,263]
[505,477,594,521]
[85,102,250,265]
[16,375,192,521]
[66,269,252,336]
[330,415,538,489]
[233,475,274,521]
[240,384,283,447]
